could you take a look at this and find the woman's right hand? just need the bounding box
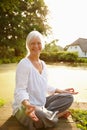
[25,104,39,122]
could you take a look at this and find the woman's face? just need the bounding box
[28,37,42,56]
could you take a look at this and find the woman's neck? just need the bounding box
[28,55,40,62]
[28,54,42,74]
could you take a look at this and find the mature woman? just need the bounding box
[12,30,78,130]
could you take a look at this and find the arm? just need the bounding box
[14,60,30,105]
[14,60,39,121]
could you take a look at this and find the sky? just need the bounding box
[44,0,87,47]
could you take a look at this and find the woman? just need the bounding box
[12,30,78,130]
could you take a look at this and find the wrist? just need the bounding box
[22,99,30,108]
[55,89,63,93]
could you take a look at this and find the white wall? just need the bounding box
[67,45,87,57]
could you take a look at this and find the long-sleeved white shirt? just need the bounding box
[12,58,56,115]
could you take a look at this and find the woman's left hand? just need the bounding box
[64,88,78,94]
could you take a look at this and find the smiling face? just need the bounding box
[28,37,42,56]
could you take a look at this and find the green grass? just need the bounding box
[70,109,87,130]
[0,98,5,107]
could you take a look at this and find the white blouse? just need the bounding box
[12,58,56,115]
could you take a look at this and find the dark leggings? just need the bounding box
[45,93,74,113]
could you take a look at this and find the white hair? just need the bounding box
[26,31,44,54]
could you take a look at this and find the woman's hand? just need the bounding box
[25,104,39,122]
[22,100,39,121]
[55,88,78,95]
[64,88,78,94]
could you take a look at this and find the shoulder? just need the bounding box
[16,58,31,78]
[17,57,31,70]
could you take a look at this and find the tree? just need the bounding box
[43,39,61,52]
[0,0,51,58]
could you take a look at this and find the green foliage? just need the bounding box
[41,42,79,62]
[77,58,87,63]
[1,51,87,64]
[43,40,63,53]
[0,0,51,58]
[0,56,23,64]
[70,109,87,130]
[0,98,5,107]
[40,51,78,62]
[63,51,78,62]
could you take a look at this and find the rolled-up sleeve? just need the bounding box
[14,60,30,105]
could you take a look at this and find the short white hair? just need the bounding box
[26,30,44,52]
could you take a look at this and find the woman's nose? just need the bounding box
[34,43,39,48]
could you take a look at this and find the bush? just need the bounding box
[0,56,23,64]
[0,51,87,64]
[64,52,78,62]
[0,98,5,107]
[70,109,87,130]
[40,51,78,62]
[77,58,87,63]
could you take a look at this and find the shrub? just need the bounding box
[40,51,78,62]
[70,109,87,130]
[0,98,5,107]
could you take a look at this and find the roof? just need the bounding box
[68,38,87,52]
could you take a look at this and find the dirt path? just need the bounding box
[70,102,87,110]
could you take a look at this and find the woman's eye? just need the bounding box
[31,42,35,45]
[38,42,41,45]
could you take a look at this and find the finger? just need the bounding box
[65,88,74,92]
[30,112,39,121]
[32,116,39,121]
[25,108,35,115]
[71,91,78,94]
[28,108,34,113]
[69,88,74,91]
[73,92,79,94]
[28,105,35,110]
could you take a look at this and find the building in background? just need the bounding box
[66,38,87,57]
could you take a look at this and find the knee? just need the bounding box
[66,93,74,104]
